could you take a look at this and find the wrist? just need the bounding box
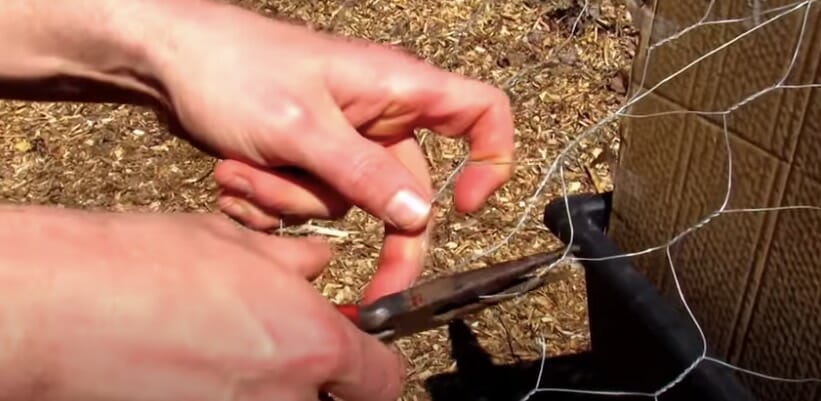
[0,0,211,105]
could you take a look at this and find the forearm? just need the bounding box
[0,0,203,104]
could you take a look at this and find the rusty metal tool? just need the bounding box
[333,246,576,342]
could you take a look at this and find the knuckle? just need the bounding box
[382,71,423,102]
[266,100,314,132]
[345,150,388,194]
[256,99,316,163]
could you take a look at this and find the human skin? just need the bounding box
[0,0,515,400]
[0,206,401,401]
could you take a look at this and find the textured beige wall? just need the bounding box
[610,1,820,400]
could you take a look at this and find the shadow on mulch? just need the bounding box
[423,319,619,401]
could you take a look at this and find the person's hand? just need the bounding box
[0,206,403,401]
[143,1,515,302]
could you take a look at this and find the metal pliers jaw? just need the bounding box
[336,246,575,342]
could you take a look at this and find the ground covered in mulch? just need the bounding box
[0,1,637,399]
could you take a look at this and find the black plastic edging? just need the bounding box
[542,192,757,401]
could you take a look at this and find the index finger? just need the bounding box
[424,75,516,213]
[350,62,516,214]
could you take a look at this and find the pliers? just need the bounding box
[333,246,576,342]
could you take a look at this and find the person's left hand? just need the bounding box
[141,0,515,302]
[0,206,405,401]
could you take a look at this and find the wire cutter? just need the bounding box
[333,246,576,342]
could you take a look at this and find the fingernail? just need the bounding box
[230,176,253,199]
[385,189,430,229]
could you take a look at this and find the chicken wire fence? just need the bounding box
[262,0,821,400]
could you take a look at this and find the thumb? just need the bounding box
[294,112,432,232]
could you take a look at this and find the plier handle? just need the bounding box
[333,246,575,342]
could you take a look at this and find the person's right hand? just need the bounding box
[0,205,403,401]
[135,0,516,302]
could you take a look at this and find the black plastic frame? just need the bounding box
[540,192,758,401]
